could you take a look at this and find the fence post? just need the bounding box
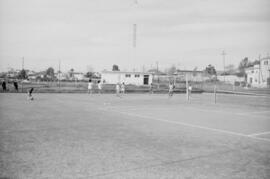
[186,75,189,101]
[214,85,217,104]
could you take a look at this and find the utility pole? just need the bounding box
[156,61,159,89]
[133,24,137,48]
[21,57,24,93]
[221,50,226,82]
[58,60,61,88]
[22,56,24,70]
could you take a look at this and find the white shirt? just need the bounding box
[88,82,93,89]
[98,83,102,90]
[116,84,120,91]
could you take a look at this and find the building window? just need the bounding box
[135,74,140,78]
[251,70,254,73]
[250,78,253,83]
[264,61,268,65]
[125,74,131,78]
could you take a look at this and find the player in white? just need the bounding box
[120,82,125,95]
[88,79,93,94]
[188,85,192,98]
[97,80,102,94]
[116,83,120,97]
[168,82,174,97]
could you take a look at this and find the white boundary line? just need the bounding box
[245,110,270,114]
[105,105,270,119]
[99,108,270,143]
[248,131,270,137]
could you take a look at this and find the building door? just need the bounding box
[144,75,149,85]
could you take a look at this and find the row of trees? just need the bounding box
[11,57,259,80]
[16,67,55,80]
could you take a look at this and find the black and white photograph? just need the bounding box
[0,0,270,178]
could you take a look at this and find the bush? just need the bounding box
[234,81,240,86]
[240,81,246,87]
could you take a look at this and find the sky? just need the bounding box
[0,0,270,72]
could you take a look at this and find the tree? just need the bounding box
[112,64,120,71]
[251,60,260,66]
[46,67,55,78]
[85,72,94,78]
[18,69,27,79]
[238,57,252,77]
[225,64,236,75]
[167,65,177,75]
[204,64,217,76]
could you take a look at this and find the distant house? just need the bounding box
[216,75,245,85]
[6,68,21,78]
[28,71,45,80]
[174,70,206,82]
[246,56,270,88]
[55,72,69,81]
[73,72,84,81]
[67,70,85,81]
[101,70,153,85]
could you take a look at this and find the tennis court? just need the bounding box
[0,93,270,178]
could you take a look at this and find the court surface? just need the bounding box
[0,93,270,178]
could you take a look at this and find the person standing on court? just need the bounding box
[116,83,120,97]
[168,82,174,97]
[13,80,18,92]
[120,82,125,95]
[2,80,7,92]
[149,83,154,94]
[97,80,102,94]
[88,79,93,94]
[188,85,192,98]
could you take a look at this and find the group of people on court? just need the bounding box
[1,78,192,101]
[1,80,19,92]
[116,82,125,97]
[1,79,34,100]
[87,79,103,94]
[86,78,193,97]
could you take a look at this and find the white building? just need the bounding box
[101,70,153,85]
[246,56,270,88]
[73,72,85,81]
[217,75,245,85]
[174,70,206,82]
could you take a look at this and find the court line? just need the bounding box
[104,105,270,119]
[99,108,270,143]
[245,110,270,114]
[248,131,270,137]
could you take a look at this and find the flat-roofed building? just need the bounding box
[246,56,270,88]
[101,70,153,85]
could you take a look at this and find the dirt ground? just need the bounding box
[0,93,270,178]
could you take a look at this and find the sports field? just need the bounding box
[1,93,270,178]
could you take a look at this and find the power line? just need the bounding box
[133,24,137,48]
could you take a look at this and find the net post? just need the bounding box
[21,80,24,93]
[186,74,189,101]
[214,85,217,104]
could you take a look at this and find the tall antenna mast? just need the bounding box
[221,50,226,82]
[58,60,61,88]
[133,24,137,48]
[22,56,24,70]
